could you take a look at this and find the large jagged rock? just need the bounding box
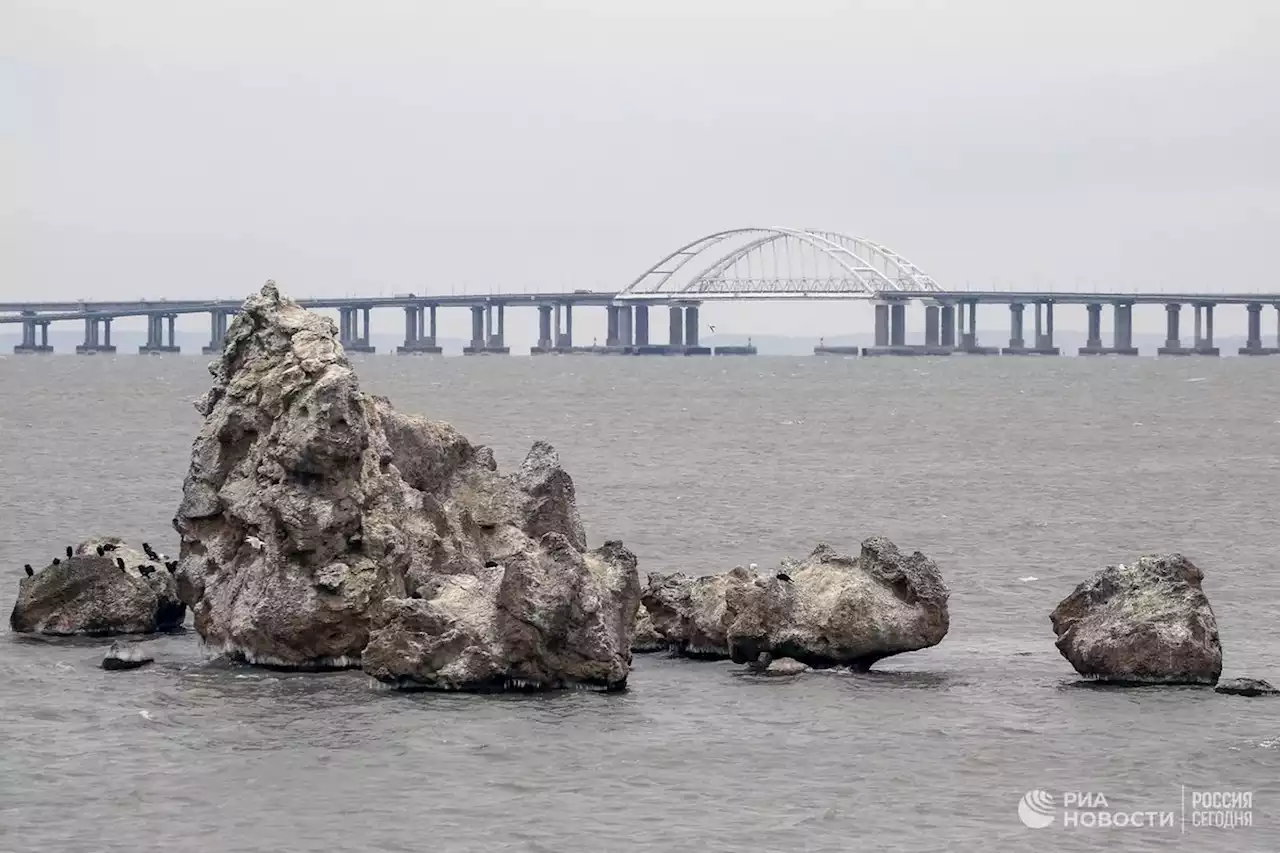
[640,537,951,669]
[1050,554,1222,685]
[9,537,184,636]
[173,282,640,690]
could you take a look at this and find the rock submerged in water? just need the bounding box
[102,641,155,671]
[640,537,950,670]
[1214,678,1277,697]
[9,537,185,636]
[172,281,640,692]
[1050,554,1222,685]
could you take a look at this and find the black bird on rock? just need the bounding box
[52,558,60,566]
[65,546,73,559]
[23,564,33,577]
[102,543,117,552]
[116,558,126,571]
[776,572,792,582]
[165,561,178,573]
[96,545,105,557]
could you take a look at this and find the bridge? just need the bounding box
[5,227,1280,357]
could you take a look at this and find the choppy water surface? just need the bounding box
[0,355,1277,853]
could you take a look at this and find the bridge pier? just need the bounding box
[1192,302,1219,355]
[397,304,442,354]
[1238,302,1280,355]
[1157,303,1192,355]
[635,305,650,347]
[338,306,375,353]
[955,300,997,354]
[75,316,117,354]
[202,309,234,354]
[1003,301,1059,354]
[140,313,180,354]
[618,305,633,348]
[861,300,952,356]
[1078,302,1138,355]
[13,316,53,354]
[940,304,956,348]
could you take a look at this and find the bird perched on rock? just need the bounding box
[116,558,127,571]
[23,564,33,577]
[776,572,792,582]
[165,561,178,573]
[142,543,159,561]
[52,558,60,566]
[96,545,105,557]
[245,535,266,552]
[102,543,117,552]
[139,565,156,578]
[65,546,73,559]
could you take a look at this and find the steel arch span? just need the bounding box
[617,227,942,300]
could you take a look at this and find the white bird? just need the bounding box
[245,535,266,551]
[749,563,758,570]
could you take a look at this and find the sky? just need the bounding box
[4,0,1279,340]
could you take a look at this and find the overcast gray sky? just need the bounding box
[5,0,1279,338]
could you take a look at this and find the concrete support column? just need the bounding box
[85,317,96,347]
[1238,302,1275,355]
[889,303,906,347]
[1113,302,1136,353]
[635,305,650,346]
[104,318,113,348]
[360,307,371,346]
[40,322,49,348]
[404,306,418,346]
[538,305,553,349]
[669,305,684,347]
[1205,303,1215,349]
[470,305,485,348]
[1044,302,1055,348]
[554,303,563,347]
[1086,303,1103,349]
[924,304,940,347]
[1245,303,1262,350]
[484,303,493,345]
[564,303,574,348]
[873,303,890,347]
[20,319,33,347]
[940,304,956,347]
[618,305,633,347]
[167,315,176,348]
[684,304,699,348]
[1033,303,1043,347]
[427,305,437,345]
[1165,304,1181,350]
[606,305,620,346]
[1008,303,1025,349]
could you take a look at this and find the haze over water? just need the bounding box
[0,355,1277,852]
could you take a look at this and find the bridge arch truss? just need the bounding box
[617,227,941,300]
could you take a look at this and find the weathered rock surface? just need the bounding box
[1214,678,1277,697]
[762,657,811,677]
[9,537,184,636]
[630,604,666,653]
[102,641,155,671]
[640,537,951,669]
[1050,554,1222,685]
[173,282,640,690]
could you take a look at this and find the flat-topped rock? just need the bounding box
[1215,678,1277,697]
[1051,554,1222,685]
[10,537,184,636]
